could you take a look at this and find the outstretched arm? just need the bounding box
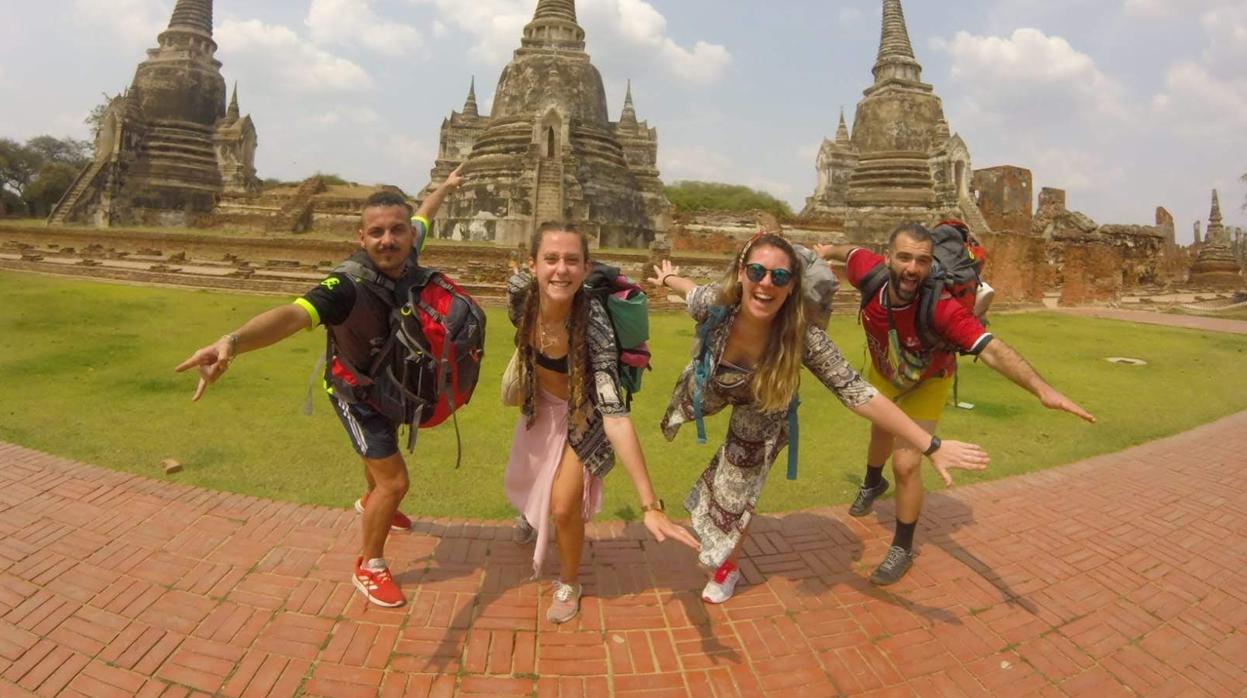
[977,339,1096,423]
[813,243,858,263]
[602,416,701,550]
[849,394,991,486]
[647,260,697,299]
[174,304,312,401]
[415,163,464,220]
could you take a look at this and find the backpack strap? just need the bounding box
[786,395,800,480]
[692,305,729,444]
[858,263,889,314]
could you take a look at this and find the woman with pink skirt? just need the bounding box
[504,222,699,624]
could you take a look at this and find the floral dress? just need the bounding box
[660,285,878,569]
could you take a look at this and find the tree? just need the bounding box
[26,135,90,169]
[664,180,794,218]
[86,100,110,140]
[0,138,42,197]
[22,162,78,217]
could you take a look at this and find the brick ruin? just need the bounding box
[802,0,987,240]
[49,0,258,227]
[417,0,670,249]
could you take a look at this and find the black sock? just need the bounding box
[892,519,917,551]
[863,464,885,488]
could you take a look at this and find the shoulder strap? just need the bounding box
[858,263,888,312]
[692,304,729,445]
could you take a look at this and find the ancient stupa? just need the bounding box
[421,0,670,248]
[803,0,986,240]
[1188,190,1244,287]
[50,0,258,226]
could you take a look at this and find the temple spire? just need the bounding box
[226,82,239,121]
[533,0,577,23]
[463,76,479,117]
[521,0,585,51]
[620,80,638,127]
[835,108,851,146]
[167,0,213,36]
[870,0,924,88]
[1210,189,1223,226]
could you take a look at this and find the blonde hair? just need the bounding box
[719,233,806,411]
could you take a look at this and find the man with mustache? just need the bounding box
[817,222,1094,585]
[176,167,464,607]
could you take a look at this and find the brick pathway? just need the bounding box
[1057,307,1247,335]
[2,408,1245,698]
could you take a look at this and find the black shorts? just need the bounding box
[330,396,399,459]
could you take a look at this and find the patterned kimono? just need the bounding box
[661,285,878,569]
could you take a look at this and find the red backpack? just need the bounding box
[323,253,487,460]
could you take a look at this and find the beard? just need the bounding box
[889,268,919,303]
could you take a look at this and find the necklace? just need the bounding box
[538,311,564,353]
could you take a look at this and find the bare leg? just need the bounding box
[549,443,586,584]
[360,452,409,559]
[891,420,936,524]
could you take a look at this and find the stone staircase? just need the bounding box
[959,194,993,235]
[533,160,564,224]
[48,159,105,225]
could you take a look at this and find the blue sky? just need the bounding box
[2,0,1244,242]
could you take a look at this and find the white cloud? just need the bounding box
[72,0,166,45]
[306,0,423,57]
[1151,3,1247,142]
[931,28,1129,126]
[216,18,374,94]
[659,145,734,183]
[302,106,381,128]
[419,0,730,84]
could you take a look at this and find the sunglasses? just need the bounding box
[743,263,794,287]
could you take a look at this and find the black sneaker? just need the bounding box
[869,545,915,586]
[848,477,889,517]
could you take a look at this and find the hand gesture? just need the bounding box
[445,163,466,189]
[813,243,835,261]
[1039,388,1096,423]
[175,335,235,402]
[647,259,680,288]
[928,439,990,487]
[643,510,701,551]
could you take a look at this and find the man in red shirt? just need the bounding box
[817,222,1094,585]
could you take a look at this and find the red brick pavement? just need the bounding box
[1,410,1245,698]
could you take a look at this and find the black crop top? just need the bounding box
[535,351,569,374]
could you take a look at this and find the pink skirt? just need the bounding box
[505,389,604,579]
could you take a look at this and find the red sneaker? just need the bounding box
[352,557,405,607]
[354,493,412,531]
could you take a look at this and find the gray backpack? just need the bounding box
[794,243,840,329]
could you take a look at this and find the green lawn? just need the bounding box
[3,270,1245,520]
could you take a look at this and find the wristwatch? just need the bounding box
[640,499,665,513]
[923,435,942,457]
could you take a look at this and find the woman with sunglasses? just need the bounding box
[649,232,989,604]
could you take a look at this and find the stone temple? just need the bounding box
[420,0,670,248]
[50,0,258,227]
[1189,189,1244,288]
[803,0,985,239]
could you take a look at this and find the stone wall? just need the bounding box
[977,231,1046,303]
[972,166,1032,234]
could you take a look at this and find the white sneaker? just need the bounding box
[513,515,536,545]
[701,561,741,604]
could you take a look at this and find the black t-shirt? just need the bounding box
[297,273,357,327]
[295,272,391,370]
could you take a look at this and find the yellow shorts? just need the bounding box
[865,363,952,422]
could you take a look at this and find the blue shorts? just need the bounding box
[330,396,399,459]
